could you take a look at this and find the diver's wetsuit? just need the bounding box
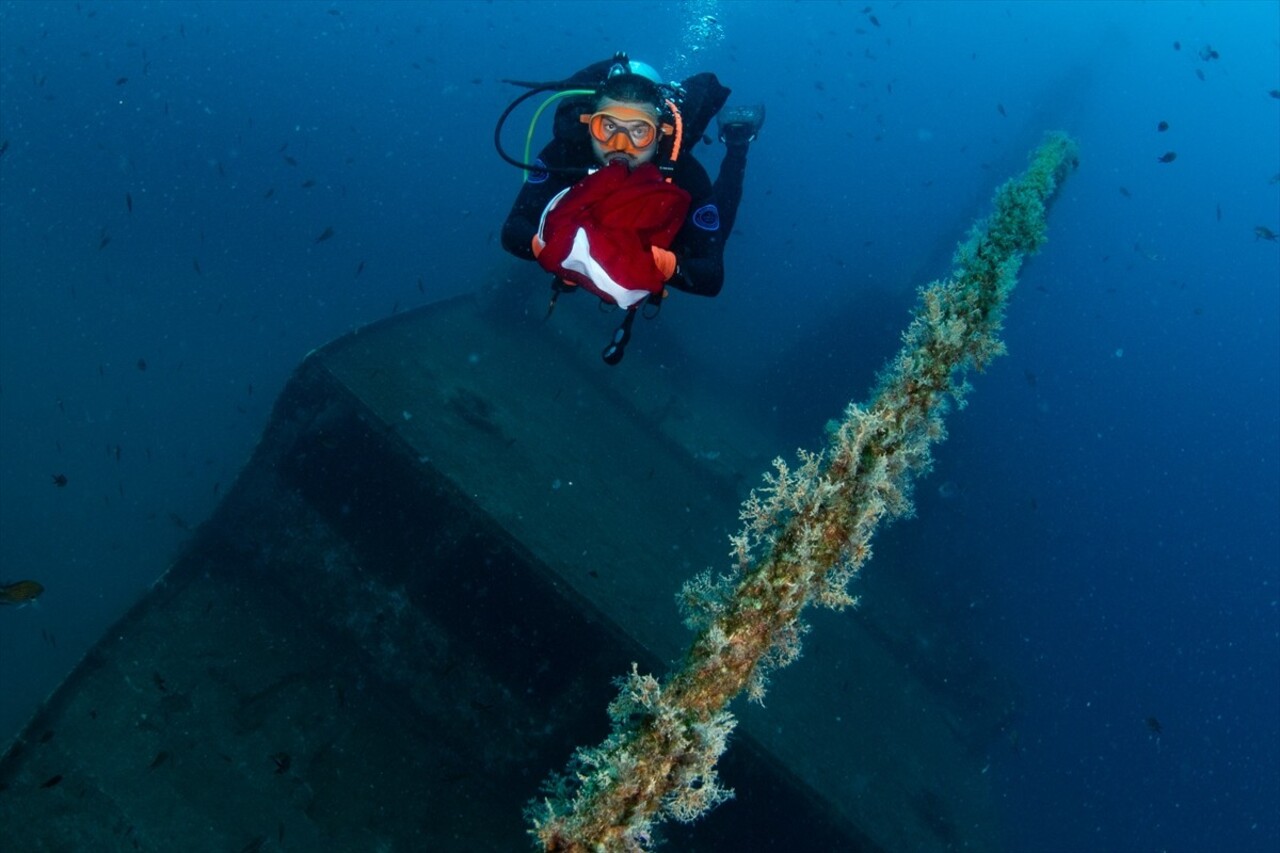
[501,76,749,299]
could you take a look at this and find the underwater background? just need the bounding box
[0,1,1276,851]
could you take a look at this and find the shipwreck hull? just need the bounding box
[0,291,1008,851]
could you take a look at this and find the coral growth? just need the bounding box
[528,133,1079,852]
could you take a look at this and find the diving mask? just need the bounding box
[581,107,671,155]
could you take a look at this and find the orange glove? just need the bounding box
[531,234,546,258]
[650,246,677,281]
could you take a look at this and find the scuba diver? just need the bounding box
[496,53,764,364]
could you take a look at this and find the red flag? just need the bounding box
[537,162,690,307]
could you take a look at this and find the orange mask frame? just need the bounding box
[580,106,674,156]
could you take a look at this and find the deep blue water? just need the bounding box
[1,1,1276,851]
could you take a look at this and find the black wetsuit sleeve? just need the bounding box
[667,144,749,298]
[500,139,582,261]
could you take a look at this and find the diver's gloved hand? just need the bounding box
[650,246,677,281]
[718,104,766,146]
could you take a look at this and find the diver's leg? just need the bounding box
[713,144,749,239]
[713,104,764,238]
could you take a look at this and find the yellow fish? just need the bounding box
[0,580,44,606]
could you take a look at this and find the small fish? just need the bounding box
[39,774,63,789]
[315,226,335,243]
[1198,45,1219,61]
[1145,716,1163,735]
[1132,241,1161,262]
[192,258,203,276]
[137,358,147,371]
[152,671,167,692]
[997,103,1006,117]
[126,192,133,213]
[868,14,880,26]
[1118,186,1131,198]
[1270,90,1280,99]
[98,234,112,250]
[354,260,365,278]
[1271,173,1280,185]
[1172,41,1180,51]
[148,750,169,769]
[270,752,291,774]
[417,275,425,293]
[0,139,9,158]
[115,76,128,86]
[1,580,44,605]
[301,178,316,188]
[283,155,298,166]
[1195,69,1205,82]
[263,187,275,199]
[1156,151,1177,163]
[1215,203,1221,222]
[51,474,67,487]
[1255,226,1278,242]
[1156,120,1168,132]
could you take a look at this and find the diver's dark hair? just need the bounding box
[595,73,662,110]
